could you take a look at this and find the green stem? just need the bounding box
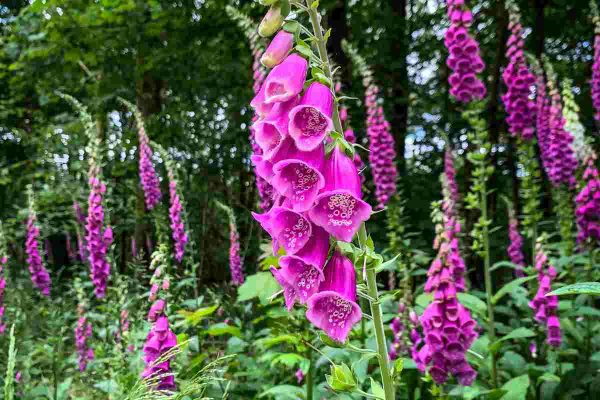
[359,225,395,400]
[306,353,314,400]
[481,180,498,388]
[304,3,393,398]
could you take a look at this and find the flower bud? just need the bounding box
[261,30,294,68]
[258,4,284,38]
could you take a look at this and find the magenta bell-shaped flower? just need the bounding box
[308,146,372,242]
[261,54,308,105]
[288,82,334,151]
[261,30,294,68]
[271,160,325,212]
[270,255,325,310]
[306,251,362,343]
[253,206,313,255]
[253,97,299,160]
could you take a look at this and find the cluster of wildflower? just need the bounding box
[507,209,526,277]
[25,212,51,297]
[364,86,398,208]
[592,5,600,121]
[250,17,372,343]
[138,124,162,210]
[501,6,536,139]
[537,71,578,188]
[168,170,188,263]
[389,302,412,360]
[74,306,94,372]
[575,152,600,246]
[229,217,244,286]
[412,174,478,386]
[143,247,176,391]
[444,0,486,103]
[86,175,113,298]
[528,241,561,347]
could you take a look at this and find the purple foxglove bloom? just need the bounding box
[306,251,362,343]
[253,97,299,160]
[229,220,245,286]
[288,82,334,151]
[444,0,486,103]
[142,314,177,391]
[73,201,86,225]
[575,154,600,246]
[444,149,460,209]
[295,368,304,383]
[546,87,578,188]
[250,84,275,119]
[593,33,600,121]
[138,126,162,210]
[364,86,397,208]
[270,255,325,310]
[528,245,561,347]
[148,299,166,322]
[253,206,313,255]
[507,216,526,277]
[501,9,536,140]
[168,178,188,263]
[261,54,308,105]
[261,30,294,68]
[271,157,325,212]
[292,224,329,268]
[308,146,372,242]
[85,177,112,298]
[25,215,51,297]
[530,342,537,358]
[74,316,94,372]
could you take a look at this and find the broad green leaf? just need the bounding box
[271,353,306,369]
[205,323,241,337]
[537,373,560,383]
[491,327,536,351]
[259,385,304,399]
[492,276,536,304]
[548,282,600,296]
[237,272,280,304]
[178,304,219,326]
[457,293,487,317]
[326,363,357,392]
[500,374,529,400]
[369,378,385,399]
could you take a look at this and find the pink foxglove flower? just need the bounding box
[229,219,244,286]
[306,251,362,343]
[168,176,188,263]
[413,176,478,386]
[142,315,177,391]
[528,244,561,347]
[592,24,600,121]
[575,153,600,245]
[501,8,536,140]
[364,86,397,208]
[308,146,372,242]
[86,177,113,298]
[138,126,162,210]
[507,216,526,277]
[288,82,334,151]
[261,30,294,68]
[444,0,486,103]
[444,148,460,208]
[74,316,94,372]
[25,215,51,297]
[295,368,304,383]
[252,44,371,342]
[389,302,409,360]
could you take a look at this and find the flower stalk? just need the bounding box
[304,3,394,398]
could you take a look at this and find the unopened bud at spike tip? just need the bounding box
[258,4,284,38]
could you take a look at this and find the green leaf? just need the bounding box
[490,327,536,352]
[457,292,487,317]
[282,20,300,33]
[326,363,357,392]
[178,304,219,326]
[547,282,600,296]
[271,353,306,369]
[415,293,433,309]
[492,276,536,304]
[537,373,560,384]
[237,272,280,304]
[319,332,346,348]
[369,378,385,399]
[205,323,241,337]
[93,379,118,394]
[500,374,529,400]
[259,385,304,399]
[311,0,319,9]
[392,358,404,378]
